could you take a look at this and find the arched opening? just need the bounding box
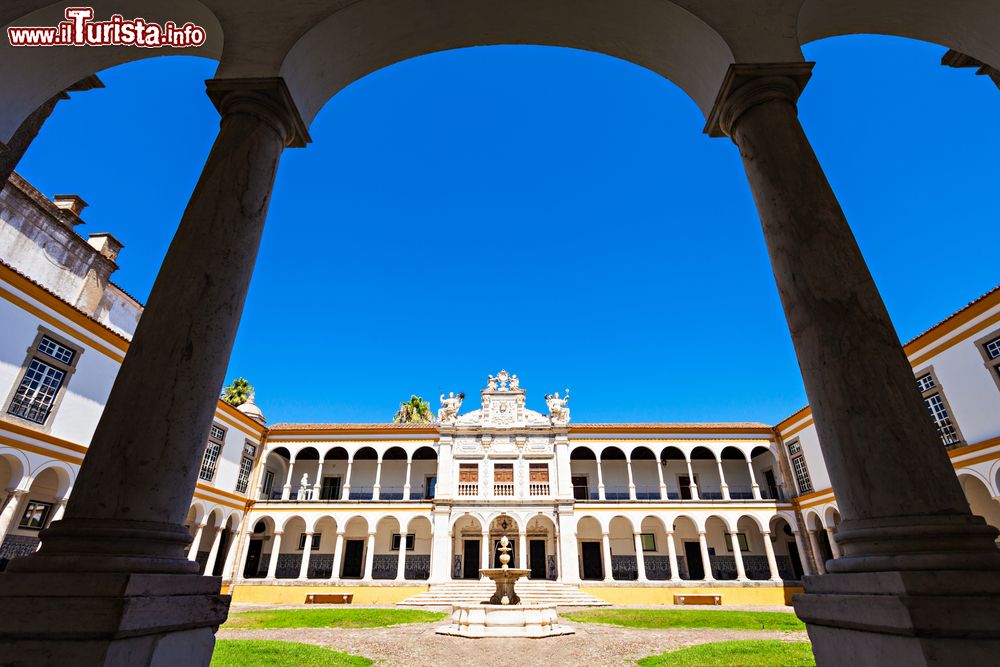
[569,447,598,500]
[258,447,290,500]
[575,516,604,581]
[631,446,659,499]
[703,515,732,580]
[751,446,781,500]
[0,465,68,570]
[608,515,636,580]
[524,514,558,580]
[639,516,670,580]
[319,447,349,500]
[689,446,718,499]
[289,447,319,500]
[660,447,686,500]
[243,516,275,579]
[373,516,401,579]
[405,516,433,580]
[308,516,338,579]
[275,516,307,579]
[487,515,520,568]
[770,515,805,581]
[340,516,370,580]
[192,508,224,575]
[600,446,628,500]
[379,447,407,501]
[671,515,702,580]
[960,475,1000,541]
[720,446,752,500]
[410,446,438,500]
[348,447,378,500]
[736,515,770,581]
[451,514,484,580]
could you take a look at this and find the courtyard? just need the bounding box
[211,605,812,666]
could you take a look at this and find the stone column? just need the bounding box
[601,532,613,582]
[403,457,413,500]
[0,490,27,543]
[655,461,667,500]
[331,531,345,580]
[342,459,353,500]
[791,530,814,577]
[716,459,730,500]
[666,530,680,582]
[698,531,714,581]
[761,531,782,582]
[730,531,748,582]
[826,528,841,559]
[221,530,243,581]
[806,530,827,575]
[429,510,451,583]
[281,459,295,500]
[204,526,224,577]
[685,459,699,500]
[480,531,491,573]
[518,530,527,570]
[745,461,761,501]
[557,514,580,583]
[372,457,383,501]
[298,532,313,580]
[362,532,376,582]
[626,458,636,500]
[395,532,408,582]
[49,498,68,524]
[187,522,206,562]
[313,460,324,498]
[266,531,284,579]
[633,532,648,582]
[596,459,606,500]
[706,61,1000,664]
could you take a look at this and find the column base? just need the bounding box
[793,570,1000,667]
[0,571,230,667]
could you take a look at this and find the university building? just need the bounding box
[1,174,998,606]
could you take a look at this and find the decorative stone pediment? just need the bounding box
[451,370,555,429]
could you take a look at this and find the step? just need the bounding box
[398,581,610,607]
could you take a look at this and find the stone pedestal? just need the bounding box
[436,604,574,638]
[0,573,229,666]
[794,571,1000,667]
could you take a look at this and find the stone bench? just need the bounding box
[673,594,721,606]
[305,594,353,604]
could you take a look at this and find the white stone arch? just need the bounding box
[203,506,226,530]
[639,513,669,533]
[250,514,277,535]
[484,511,521,532]
[0,449,30,491]
[607,513,635,535]
[989,460,1000,497]
[187,500,209,526]
[450,511,486,532]
[26,459,75,499]
[279,514,307,533]
[406,514,432,535]
[223,509,242,532]
[277,0,737,130]
[771,510,800,534]
[671,512,704,533]
[958,473,1000,535]
[310,514,338,535]
[704,513,733,533]
[737,513,765,533]
[797,0,1000,72]
[573,514,603,536]
[823,505,842,529]
[803,508,826,531]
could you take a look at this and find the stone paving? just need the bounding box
[218,605,810,666]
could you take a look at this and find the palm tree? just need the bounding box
[221,377,253,407]
[393,395,434,424]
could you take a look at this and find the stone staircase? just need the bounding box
[398,580,610,607]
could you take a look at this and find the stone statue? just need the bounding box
[545,389,570,425]
[486,374,498,390]
[438,391,464,424]
[296,472,311,500]
[509,374,520,391]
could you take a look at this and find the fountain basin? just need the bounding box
[435,603,575,638]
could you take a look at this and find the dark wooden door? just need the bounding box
[572,476,589,500]
[679,475,692,500]
[764,469,779,499]
[529,539,546,579]
[463,539,480,579]
[788,541,803,580]
[342,539,365,578]
[581,541,603,580]
[683,541,704,579]
[492,539,515,568]
[243,539,263,578]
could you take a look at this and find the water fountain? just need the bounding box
[436,535,575,638]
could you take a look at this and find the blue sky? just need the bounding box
[16,36,1000,425]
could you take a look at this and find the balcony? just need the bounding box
[458,483,478,497]
[493,483,514,497]
[529,482,550,496]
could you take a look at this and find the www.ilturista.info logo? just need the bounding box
[7,7,207,48]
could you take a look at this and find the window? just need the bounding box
[262,470,275,498]
[529,463,549,482]
[199,423,226,481]
[424,475,437,499]
[297,533,320,550]
[391,533,415,551]
[976,330,1000,392]
[640,533,656,552]
[18,499,53,530]
[6,333,80,426]
[726,533,750,552]
[235,441,257,493]
[493,463,514,496]
[915,370,962,447]
[787,440,813,494]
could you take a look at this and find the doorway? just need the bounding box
[342,539,365,578]
[763,469,779,500]
[572,476,589,500]
[243,539,263,578]
[788,540,803,579]
[320,476,341,500]
[463,539,480,579]
[492,539,515,568]
[581,541,603,580]
[529,539,546,579]
[679,475,698,500]
[683,541,704,579]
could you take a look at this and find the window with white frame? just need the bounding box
[915,371,962,447]
[199,424,226,481]
[976,330,1000,391]
[297,533,320,550]
[787,439,813,494]
[391,533,415,551]
[18,499,53,530]
[7,334,79,425]
[235,442,257,493]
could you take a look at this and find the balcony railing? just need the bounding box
[493,482,514,497]
[457,483,478,497]
[570,484,789,502]
[348,487,374,500]
[529,482,550,496]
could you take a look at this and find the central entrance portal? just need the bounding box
[581,541,603,580]
[529,539,546,579]
[342,539,365,578]
[463,539,480,579]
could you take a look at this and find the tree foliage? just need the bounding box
[393,395,433,424]
[221,377,253,407]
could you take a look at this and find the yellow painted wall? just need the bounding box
[580,586,802,606]
[230,584,429,605]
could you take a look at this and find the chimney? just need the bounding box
[53,194,88,224]
[87,232,123,263]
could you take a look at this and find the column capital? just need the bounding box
[704,62,814,138]
[302,531,314,536]
[205,77,311,148]
[6,488,27,497]
[697,530,706,536]
[336,531,345,537]
[273,530,284,537]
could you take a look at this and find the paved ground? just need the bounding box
[218,605,809,666]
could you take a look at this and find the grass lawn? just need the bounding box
[212,640,372,667]
[637,640,815,666]
[222,608,447,630]
[562,609,806,631]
